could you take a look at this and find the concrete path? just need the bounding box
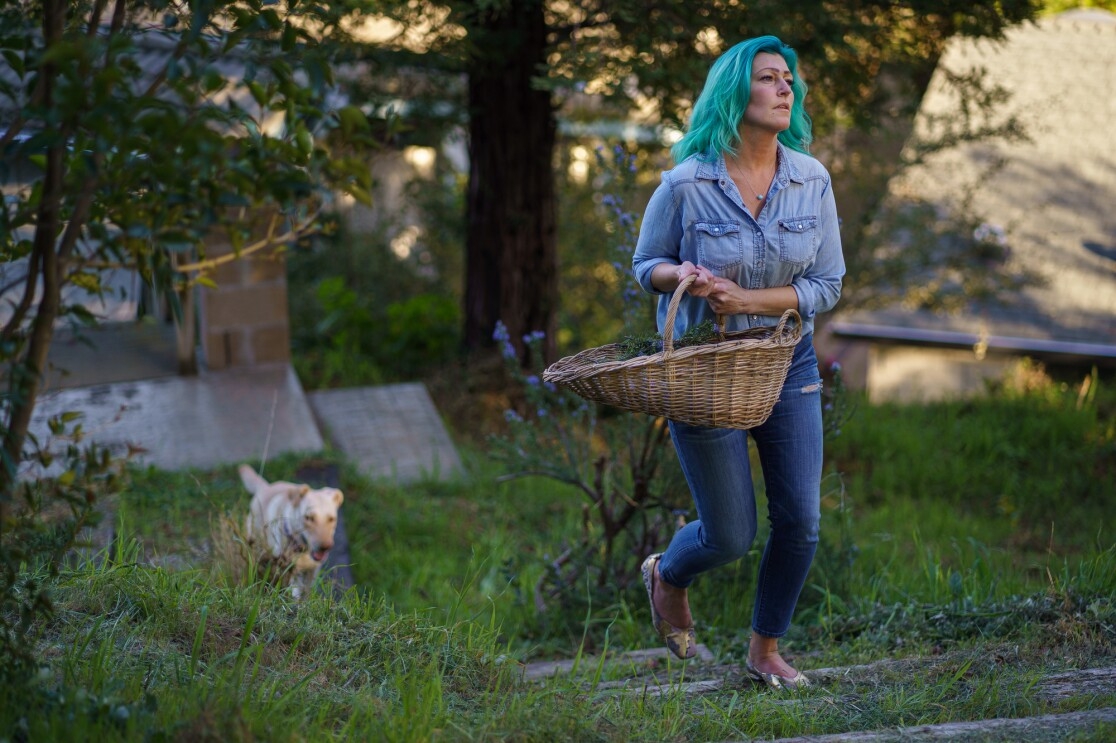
[30,363,322,474]
[29,363,460,484]
[307,384,462,483]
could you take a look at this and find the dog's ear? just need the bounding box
[332,490,344,506]
[286,484,310,503]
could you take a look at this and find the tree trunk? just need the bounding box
[0,0,65,506]
[462,0,557,365]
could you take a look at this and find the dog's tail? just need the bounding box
[238,464,268,494]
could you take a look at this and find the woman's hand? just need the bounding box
[677,262,717,295]
[683,269,748,315]
[651,260,714,294]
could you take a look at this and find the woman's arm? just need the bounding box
[632,178,686,294]
[790,177,845,320]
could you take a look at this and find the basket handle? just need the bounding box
[662,274,696,353]
[774,308,803,338]
[663,276,803,352]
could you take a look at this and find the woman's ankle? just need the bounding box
[653,564,693,628]
[748,635,796,676]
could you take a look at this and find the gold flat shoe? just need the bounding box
[641,554,697,660]
[745,658,810,690]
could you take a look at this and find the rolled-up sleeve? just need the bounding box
[632,176,685,295]
[791,177,845,319]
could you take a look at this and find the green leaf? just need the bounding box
[2,49,23,77]
[247,81,268,108]
[337,106,368,137]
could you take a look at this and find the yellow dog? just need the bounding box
[239,465,344,599]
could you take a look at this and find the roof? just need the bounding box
[1,28,285,135]
[832,10,1116,358]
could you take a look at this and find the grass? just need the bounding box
[2,372,1114,740]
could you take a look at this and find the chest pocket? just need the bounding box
[694,220,744,272]
[777,216,819,265]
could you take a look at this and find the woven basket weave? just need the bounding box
[543,276,802,429]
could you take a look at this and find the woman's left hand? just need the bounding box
[699,276,748,315]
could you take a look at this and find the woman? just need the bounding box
[631,35,845,689]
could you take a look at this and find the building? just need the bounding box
[826,9,1116,402]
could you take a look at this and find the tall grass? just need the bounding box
[3,374,1113,740]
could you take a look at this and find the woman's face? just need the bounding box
[742,52,794,134]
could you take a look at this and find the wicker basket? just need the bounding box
[542,276,802,429]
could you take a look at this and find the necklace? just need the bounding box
[729,157,772,202]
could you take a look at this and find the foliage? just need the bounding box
[2,381,1113,739]
[0,419,125,684]
[366,0,1043,361]
[288,232,463,388]
[0,0,380,697]
[484,144,691,619]
[0,0,378,500]
[838,58,1042,312]
[488,322,689,609]
[616,319,718,361]
[825,364,1114,553]
[1042,0,1116,12]
[380,0,1041,134]
[551,142,660,356]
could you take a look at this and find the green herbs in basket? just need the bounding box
[616,320,720,361]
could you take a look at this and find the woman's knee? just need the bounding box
[770,501,820,544]
[701,522,756,561]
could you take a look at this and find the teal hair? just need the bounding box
[671,35,813,163]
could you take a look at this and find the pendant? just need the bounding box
[756,194,764,200]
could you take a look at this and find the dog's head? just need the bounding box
[289,485,344,562]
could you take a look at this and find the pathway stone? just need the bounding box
[522,645,717,682]
[525,649,1116,741]
[308,383,462,483]
[30,363,323,473]
[764,708,1116,742]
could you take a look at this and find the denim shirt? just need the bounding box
[632,143,845,338]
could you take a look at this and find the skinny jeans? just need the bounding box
[658,337,823,638]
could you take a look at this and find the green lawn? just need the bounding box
[3,376,1114,741]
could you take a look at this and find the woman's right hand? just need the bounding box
[651,261,716,294]
[677,262,717,297]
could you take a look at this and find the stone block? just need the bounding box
[204,328,248,370]
[209,253,245,287]
[246,253,287,283]
[250,325,291,364]
[202,284,289,331]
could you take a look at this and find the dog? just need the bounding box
[239,464,344,599]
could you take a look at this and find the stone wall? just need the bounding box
[198,239,291,370]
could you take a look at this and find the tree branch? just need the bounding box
[171,210,321,275]
[0,247,41,341]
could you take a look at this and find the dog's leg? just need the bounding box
[291,571,311,601]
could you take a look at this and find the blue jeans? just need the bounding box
[658,337,823,638]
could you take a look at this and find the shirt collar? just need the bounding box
[699,141,804,186]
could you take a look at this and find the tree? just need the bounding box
[370,0,1042,363]
[0,0,375,511]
